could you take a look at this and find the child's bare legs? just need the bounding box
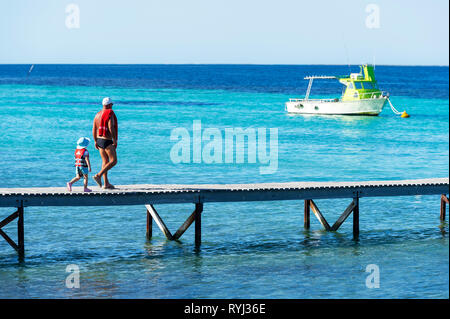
[69,175,81,185]
[83,174,91,192]
[67,174,81,191]
[67,174,91,192]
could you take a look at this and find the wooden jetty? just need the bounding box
[0,178,449,258]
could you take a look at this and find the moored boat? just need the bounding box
[285,64,388,115]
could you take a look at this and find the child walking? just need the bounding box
[67,137,92,192]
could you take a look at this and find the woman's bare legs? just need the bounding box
[95,145,117,188]
[100,147,110,186]
[103,171,109,187]
[93,147,109,187]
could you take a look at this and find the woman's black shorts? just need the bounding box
[97,138,114,149]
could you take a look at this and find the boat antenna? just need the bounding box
[373,52,376,70]
[341,33,351,74]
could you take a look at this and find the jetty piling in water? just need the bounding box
[303,200,310,229]
[303,195,360,236]
[441,194,449,221]
[0,201,24,259]
[0,178,448,259]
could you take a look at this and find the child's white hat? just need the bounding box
[77,137,90,149]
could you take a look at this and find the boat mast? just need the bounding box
[305,78,314,100]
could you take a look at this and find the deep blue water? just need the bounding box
[0,64,448,298]
[1,64,448,99]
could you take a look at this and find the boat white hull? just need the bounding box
[285,97,387,116]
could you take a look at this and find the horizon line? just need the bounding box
[0,63,449,67]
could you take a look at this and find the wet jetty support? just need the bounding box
[0,178,448,258]
[304,195,360,238]
[441,194,449,221]
[145,203,203,246]
[0,201,24,259]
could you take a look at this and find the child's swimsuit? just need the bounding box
[76,166,89,176]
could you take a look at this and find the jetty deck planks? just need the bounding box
[0,178,448,258]
[0,178,448,207]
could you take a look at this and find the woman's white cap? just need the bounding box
[102,97,113,106]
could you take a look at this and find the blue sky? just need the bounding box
[0,0,448,65]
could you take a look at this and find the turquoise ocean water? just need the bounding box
[0,65,448,298]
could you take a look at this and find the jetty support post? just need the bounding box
[304,200,310,229]
[146,206,152,240]
[441,194,449,221]
[194,203,203,247]
[0,201,24,259]
[353,195,359,240]
[18,205,24,257]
